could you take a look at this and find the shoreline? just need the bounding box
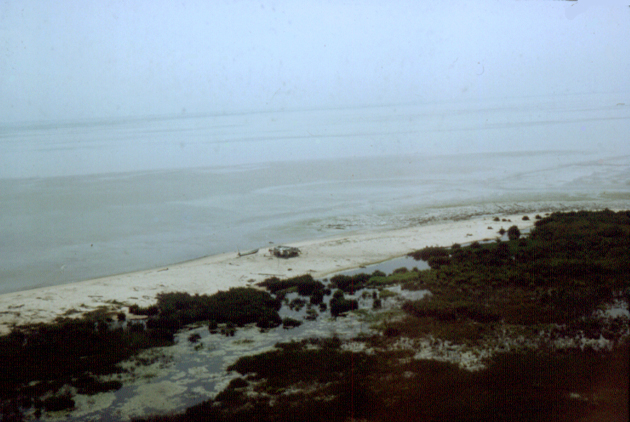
[0,213,541,335]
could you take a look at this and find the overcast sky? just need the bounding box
[1,0,629,124]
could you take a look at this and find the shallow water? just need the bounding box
[1,150,629,294]
[59,269,429,421]
[1,99,629,294]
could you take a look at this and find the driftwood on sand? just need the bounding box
[237,248,259,257]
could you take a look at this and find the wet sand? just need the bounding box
[0,213,538,335]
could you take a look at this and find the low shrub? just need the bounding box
[43,393,75,412]
[402,299,500,323]
[282,317,302,329]
[330,296,358,317]
[72,375,123,395]
[310,290,324,305]
[330,273,371,293]
[258,275,324,296]
[408,246,449,261]
[507,225,521,240]
[150,288,281,330]
[227,378,249,389]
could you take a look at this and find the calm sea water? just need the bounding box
[1,98,629,294]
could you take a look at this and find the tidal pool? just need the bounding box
[46,261,430,422]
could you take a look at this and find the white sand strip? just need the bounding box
[0,213,539,335]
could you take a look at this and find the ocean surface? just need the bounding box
[1,97,629,295]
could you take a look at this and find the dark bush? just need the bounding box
[330,273,370,293]
[384,327,400,337]
[494,242,512,261]
[427,255,451,269]
[310,290,324,305]
[43,394,75,412]
[282,317,302,329]
[214,388,243,404]
[402,299,496,322]
[289,298,306,311]
[507,225,521,240]
[152,288,281,329]
[408,246,449,261]
[128,305,158,316]
[256,311,282,329]
[72,375,122,395]
[227,378,249,389]
[146,327,175,343]
[330,297,358,317]
[305,309,318,321]
[127,321,146,333]
[258,274,324,296]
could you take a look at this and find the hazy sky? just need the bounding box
[1,0,629,124]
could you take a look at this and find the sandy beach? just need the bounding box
[0,213,539,335]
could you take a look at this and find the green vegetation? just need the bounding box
[3,210,629,421]
[133,339,628,422]
[42,393,75,412]
[257,274,324,296]
[329,290,359,317]
[390,210,630,346]
[282,317,302,329]
[144,288,281,331]
[507,224,521,240]
[0,287,281,418]
[329,269,414,293]
[407,245,450,261]
[0,315,170,418]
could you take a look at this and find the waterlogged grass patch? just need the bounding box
[378,289,398,299]
[133,338,629,422]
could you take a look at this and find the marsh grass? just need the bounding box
[129,211,629,421]
[133,340,629,422]
[3,211,629,421]
[0,287,282,418]
[378,314,491,345]
[0,316,171,417]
